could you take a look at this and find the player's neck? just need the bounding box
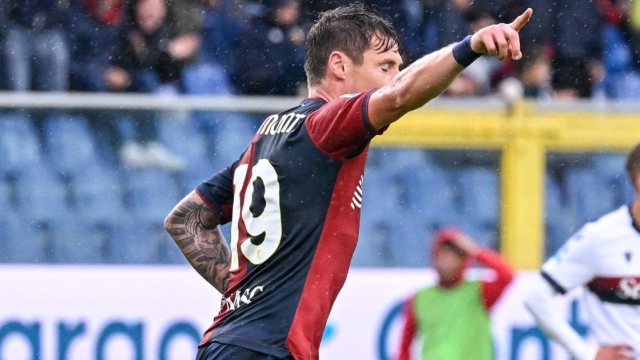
[308,78,354,102]
[307,86,337,103]
[631,196,640,227]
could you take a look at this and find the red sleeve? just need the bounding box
[305,90,385,161]
[477,248,515,311]
[397,297,416,360]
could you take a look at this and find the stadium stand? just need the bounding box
[0,0,637,265]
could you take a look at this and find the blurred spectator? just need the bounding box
[109,0,186,170]
[0,0,6,89]
[2,0,70,91]
[201,0,245,75]
[365,0,424,63]
[299,0,348,24]
[396,228,514,360]
[445,7,501,96]
[233,0,306,95]
[165,0,203,66]
[550,0,603,99]
[517,44,552,98]
[68,0,125,92]
[110,0,185,93]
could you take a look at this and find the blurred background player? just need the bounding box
[396,228,514,360]
[525,143,640,360]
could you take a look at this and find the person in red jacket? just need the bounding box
[397,227,515,360]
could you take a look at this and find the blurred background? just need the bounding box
[0,0,638,359]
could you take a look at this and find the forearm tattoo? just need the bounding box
[165,193,231,293]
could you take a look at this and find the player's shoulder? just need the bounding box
[256,99,325,136]
[580,206,633,244]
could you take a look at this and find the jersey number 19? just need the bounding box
[230,159,283,271]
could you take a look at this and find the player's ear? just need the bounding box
[327,51,347,81]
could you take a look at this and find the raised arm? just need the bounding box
[164,191,231,294]
[367,8,533,130]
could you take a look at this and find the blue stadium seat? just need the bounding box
[2,213,50,263]
[592,153,634,205]
[0,180,12,215]
[182,62,232,95]
[109,218,186,264]
[353,219,395,267]
[565,168,617,224]
[455,167,499,228]
[205,112,262,168]
[49,217,106,263]
[356,167,397,266]
[544,174,577,259]
[44,115,102,175]
[545,174,565,229]
[405,165,458,228]
[158,114,213,191]
[125,169,181,223]
[2,213,53,264]
[72,166,128,224]
[15,165,70,222]
[0,115,42,175]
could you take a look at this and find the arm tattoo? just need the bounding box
[164,192,231,293]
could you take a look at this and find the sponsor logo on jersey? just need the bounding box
[220,285,265,312]
[617,278,640,300]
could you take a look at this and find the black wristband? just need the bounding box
[452,35,482,67]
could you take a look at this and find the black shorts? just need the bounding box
[196,342,294,360]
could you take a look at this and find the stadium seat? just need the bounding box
[565,168,617,224]
[49,217,107,263]
[15,165,71,222]
[2,213,50,263]
[0,180,13,215]
[0,114,42,175]
[592,153,635,205]
[204,112,262,168]
[353,219,396,267]
[44,114,102,175]
[455,166,499,229]
[404,164,458,228]
[110,218,187,264]
[71,166,128,224]
[157,114,213,191]
[125,169,182,223]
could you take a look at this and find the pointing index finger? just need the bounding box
[510,8,533,32]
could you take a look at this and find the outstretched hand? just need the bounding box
[470,8,533,61]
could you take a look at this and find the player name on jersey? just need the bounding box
[257,113,307,135]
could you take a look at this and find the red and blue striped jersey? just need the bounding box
[196,90,383,359]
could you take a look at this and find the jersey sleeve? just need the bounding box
[477,248,515,311]
[195,161,238,225]
[396,297,416,360]
[541,225,596,294]
[305,90,385,161]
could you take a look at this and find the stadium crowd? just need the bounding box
[0,0,637,267]
[1,0,640,100]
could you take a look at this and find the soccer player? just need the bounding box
[164,3,533,360]
[525,144,640,360]
[396,228,515,360]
